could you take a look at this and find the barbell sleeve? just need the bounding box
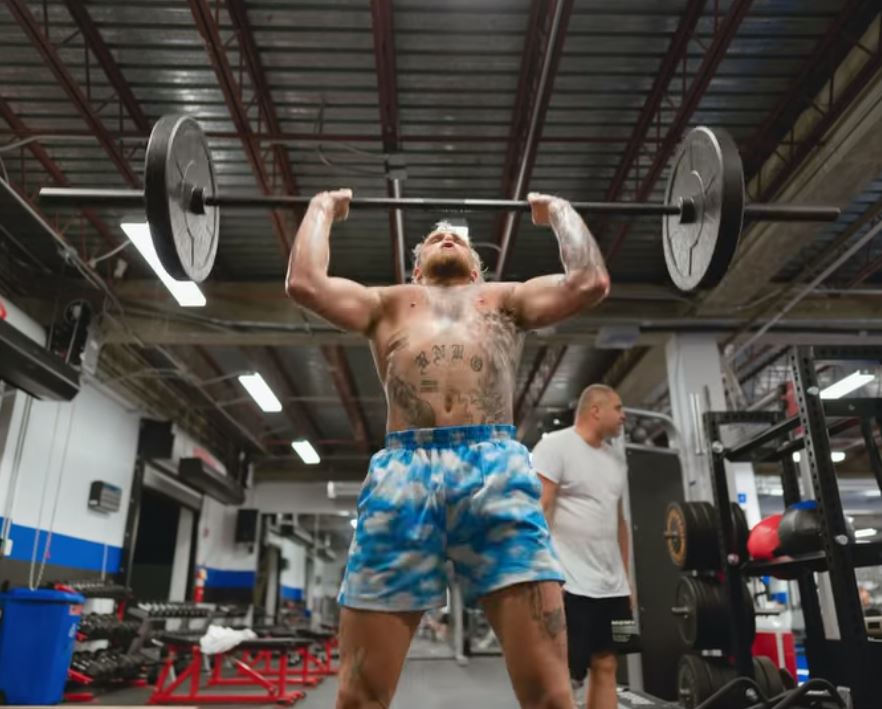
[743,204,841,221]
[40,187,144,209]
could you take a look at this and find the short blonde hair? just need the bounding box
[411,221,485,283]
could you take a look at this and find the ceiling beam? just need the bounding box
[0,126,794,149]
[217,0,367,445]
[515,346,567,438]
[370,0,407,283]
[193,0,373,448]
[6,0,140,187]
[225,0,300,205]
[599,8,882,407]
[320,346,372,454]
[738,0,865,178]
[602,0,706,212]
[165,344,272,455]
[700,20,882,310]
[0,97,120,253]
[60,0,150,134]
[241,346,327,455]
[495,0,574,280]
[189,0,291,258]
[604,0,753,262]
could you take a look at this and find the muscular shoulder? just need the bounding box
[379,283,421,301]
[371,284,417,314]
[477,281,518,310]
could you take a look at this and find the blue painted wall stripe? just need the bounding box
[204,568,255,589]
[280,585,303,601]
[0,517,122,573]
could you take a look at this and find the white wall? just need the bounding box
[0,381,139,574]
[280,538,307,599]
[196,496,258,570]
[311,557,345,609]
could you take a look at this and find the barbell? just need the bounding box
[38,114,841,290]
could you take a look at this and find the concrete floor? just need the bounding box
[88,654,518,708]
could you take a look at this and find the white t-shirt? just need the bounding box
[532,427,630,599]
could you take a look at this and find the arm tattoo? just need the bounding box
[549,200,608,277]
[388,375,436,428]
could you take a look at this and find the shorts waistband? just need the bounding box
[384,424,516,449]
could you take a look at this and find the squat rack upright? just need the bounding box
[702,345,882,709]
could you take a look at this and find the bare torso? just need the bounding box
[369,282,524,432]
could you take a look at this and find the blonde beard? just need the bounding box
[419,252,473,283]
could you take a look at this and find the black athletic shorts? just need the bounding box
[563,591,632,681]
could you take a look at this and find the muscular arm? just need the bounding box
[538,474,559,524]
[285,192,382,334]
[508,195,610,330]
[618,499,630,578]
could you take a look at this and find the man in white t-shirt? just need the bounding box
[532,384,630,709]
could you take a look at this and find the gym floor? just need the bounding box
[89,655,517,708]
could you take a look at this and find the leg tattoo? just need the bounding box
[346,645,390,708]
[527,584,566,642]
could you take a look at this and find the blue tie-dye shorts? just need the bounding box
[338,424,564,611]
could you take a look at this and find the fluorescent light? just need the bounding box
[237,373,281,412]
[349,518,357,529]
[863,489,882,498]
[291,439,320,465]
[120,222,206,307]
[855,528,878,539]
[820,372,874,399]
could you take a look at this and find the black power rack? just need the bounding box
[702,345,882,709]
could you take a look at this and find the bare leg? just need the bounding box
[585,652,617,709]
[336,607,423,709]
[480,581,573,709]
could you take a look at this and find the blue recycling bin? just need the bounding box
[0,588,85,704]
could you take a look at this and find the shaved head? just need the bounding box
[574,384,625,440]
[576,384,615,415]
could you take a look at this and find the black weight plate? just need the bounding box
[663,126,744,291]
[779,666,796,690]
[677,655,740,709]
[673,577,700,648]
[730,502,749,562]
[693,501,722,570]
[753,656,786,698]
[674,577,753,651]
[677,655,714,709]
[145,114,219,282]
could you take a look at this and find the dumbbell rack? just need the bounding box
[703,345,882,709]
[127,602,216,654]
[58,581,150,699]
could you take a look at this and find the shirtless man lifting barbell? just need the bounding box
[286,188,609,709]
